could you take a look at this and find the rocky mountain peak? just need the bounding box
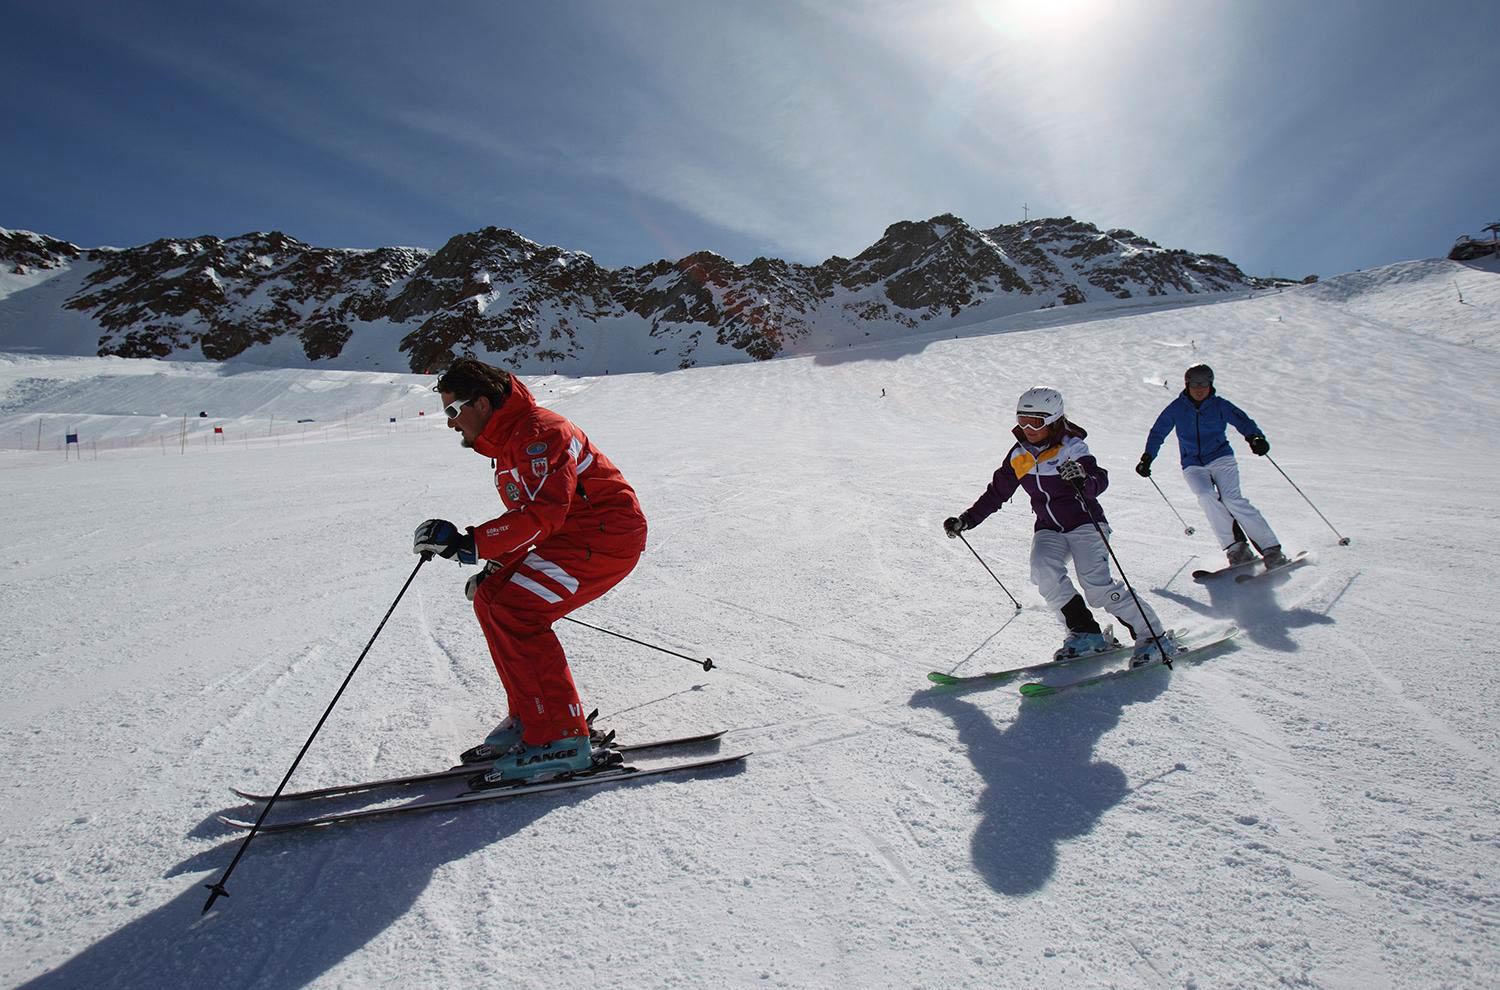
[1,228,83,274]
[3,214,1275,372]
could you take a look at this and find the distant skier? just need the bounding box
[945,386,1179,667]
[1135,364,1286,568]
[414,357,648,785]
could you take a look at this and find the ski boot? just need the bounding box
[460,715,526,765]
[1260,545,1290,569]
[1053,627,1121,661]
[1130,632,1183,669]
[473,734,594,789]
[1225,540,1257,566]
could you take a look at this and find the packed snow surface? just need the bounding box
[2,259,1498,989]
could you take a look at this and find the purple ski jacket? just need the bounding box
[961,422,1109,534]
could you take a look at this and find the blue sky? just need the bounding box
[5,0,1497,279]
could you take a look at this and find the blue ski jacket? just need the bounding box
[1144,390,1263,469]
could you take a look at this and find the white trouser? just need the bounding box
[1182,455,1279,550]
[1030,526,1163,641]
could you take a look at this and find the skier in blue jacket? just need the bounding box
[1136,365,1286,568]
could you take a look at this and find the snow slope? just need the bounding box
[2,259,1497,989]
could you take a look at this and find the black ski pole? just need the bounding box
[1147,477,1195,535]
[1264,454,1351,545]
[1067,476,1172,668]
[562,616,715,671]
[956,532,1023,611]
[202,554,430,914]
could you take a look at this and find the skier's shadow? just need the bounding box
[911,669,1173,897]
[1153,568,1333,653]
[22,786,596,989]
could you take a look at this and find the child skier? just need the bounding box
[1135,364,1286,569]
[945,386,1179,668]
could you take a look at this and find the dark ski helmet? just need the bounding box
[1184,364,1214,388]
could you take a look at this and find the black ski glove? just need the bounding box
[414,519,477,564]
[943,515,970,539]
[1247,435,1270,456]
[1059,459,1086,486]
[465,563,497,601]
[1135,453,1153,478]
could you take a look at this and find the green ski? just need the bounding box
[1019,626,1240,697]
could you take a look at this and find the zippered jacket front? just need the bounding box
[1144,390,1263,468]
[468,377,646,565]
[962,423,1108,534]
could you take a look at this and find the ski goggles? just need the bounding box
[443,396,473,420]
[1017,414,1056,430]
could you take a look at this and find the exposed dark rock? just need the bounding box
[9,213,1267,371]
[0,229,81,271]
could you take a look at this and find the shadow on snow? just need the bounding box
[1152,562,1335,653]
[911,666,1173,897]
[20,759,746,990]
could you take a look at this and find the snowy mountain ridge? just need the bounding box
[0,216,1285,375]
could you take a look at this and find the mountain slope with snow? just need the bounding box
[2,259,1497,990]
[0,216,1280,376]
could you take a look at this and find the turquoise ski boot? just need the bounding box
[478,734,593,787]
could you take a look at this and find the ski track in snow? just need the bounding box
[2,259,1499,989]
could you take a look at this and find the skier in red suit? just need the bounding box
[414,357,647,784]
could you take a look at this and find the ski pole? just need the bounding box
[203,554,431,914]
[1067,477,1172,668]
[562,616,715,671]
[1147,477,1195,535]
[956,532,1023,610]
[1264,454,1351,545]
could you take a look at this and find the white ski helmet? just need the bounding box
[1016,385,1064,426]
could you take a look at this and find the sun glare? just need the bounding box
[974,0,1108,42]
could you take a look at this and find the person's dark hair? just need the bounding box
[435,357,513,406]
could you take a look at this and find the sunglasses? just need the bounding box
[443,396,473,419]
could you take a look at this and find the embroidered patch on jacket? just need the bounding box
[525,441,548,455]
[505,482,522,502]
[531,457,548,477]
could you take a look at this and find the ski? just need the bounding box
[927,627,1144,687]
[220,751,750,833]
[1192,558,1264,581]
[1018,626,1240,698]
[1234,552,1311,583]
[231,730,727,803]
[1193,551,1307,582]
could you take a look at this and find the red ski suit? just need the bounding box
[467,377,647,745]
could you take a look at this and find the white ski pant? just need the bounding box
[1182,455,1279,551]
[1030,526,1163,641]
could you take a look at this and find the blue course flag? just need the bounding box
[65,433,79,444]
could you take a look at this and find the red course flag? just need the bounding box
[213,426,224,434]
